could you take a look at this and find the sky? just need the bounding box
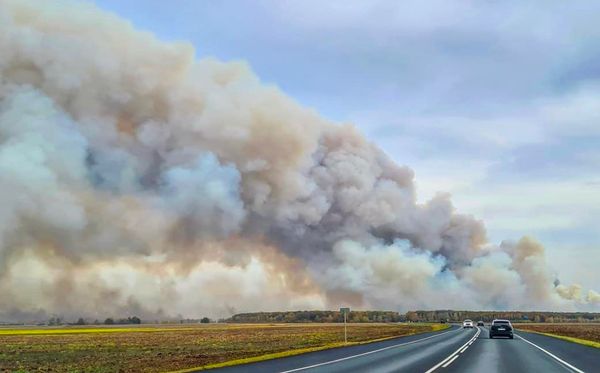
[91,0,599,291]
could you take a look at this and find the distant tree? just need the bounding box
[406,311,418,322]
[48,317,62,326]
[200,317,210,324]
[129,316,141,324]
[104,318,114,325]
[76,318,86,325]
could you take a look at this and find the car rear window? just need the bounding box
[494,321,510,325]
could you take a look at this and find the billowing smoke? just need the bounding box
[0,0,596,322]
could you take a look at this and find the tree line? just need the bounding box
[46,316,142,326]
[34,310,600,326]
[406,310,600,323]
[42,316,213,326]
[226,311,402,323]
[226,310,600,323]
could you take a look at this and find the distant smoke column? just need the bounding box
[0,0,596,321]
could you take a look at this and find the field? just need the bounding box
[0,323,447,372]
[516,323,600,348]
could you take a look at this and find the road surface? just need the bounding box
[208,324,599,373]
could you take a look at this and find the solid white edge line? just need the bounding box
[442,355,459,368]
[278,326,460,373]
[459,345,469,354]
[424,326,480,373]
[515,334,585,373]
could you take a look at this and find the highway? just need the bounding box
[209,324,600,373]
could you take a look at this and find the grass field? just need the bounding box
[0,323,447,372]
[516,323,600,348]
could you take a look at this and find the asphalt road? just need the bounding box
[208,324,600,373]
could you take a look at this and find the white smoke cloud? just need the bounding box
[322,240,444,307]
[587,290,600,305]
[0,0,597,321]
[0,88,88,262]
[556,284,583,302]
[461,252,527,309]
[160,153,246,241]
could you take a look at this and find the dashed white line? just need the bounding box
[278,327,459,373]
[424,326,480,373]
[515,334,585,373]
[442,355,459,368]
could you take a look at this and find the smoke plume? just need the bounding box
[0,0,596,321]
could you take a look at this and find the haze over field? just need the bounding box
[0,0,598,321]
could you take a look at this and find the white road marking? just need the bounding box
[424,326,480,373]
[278,327,460,373]
[442,355,459,368]
[459,345,469,354]
[515,334,585,373]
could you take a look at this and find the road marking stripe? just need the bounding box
[424,326,480,373]
[459,345,469,354]
[278,327,460,373]
[515,334,585,373]
[442,355,459,368]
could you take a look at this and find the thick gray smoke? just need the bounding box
[0,0,596,322]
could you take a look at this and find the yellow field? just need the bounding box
[0,323,447,372]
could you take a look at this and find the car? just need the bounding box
[489,319,513,339]
[463,319,474,328]
[477,321,484,326]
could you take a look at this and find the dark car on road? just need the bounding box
[477,321,484,326]
[489,319,513,339]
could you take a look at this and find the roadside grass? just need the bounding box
[515,323,600,349]
[519,330,600,349]
[423,324,450,332]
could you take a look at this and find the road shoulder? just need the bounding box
[514,330,600,373]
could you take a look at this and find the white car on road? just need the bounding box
[463,319,474,328]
